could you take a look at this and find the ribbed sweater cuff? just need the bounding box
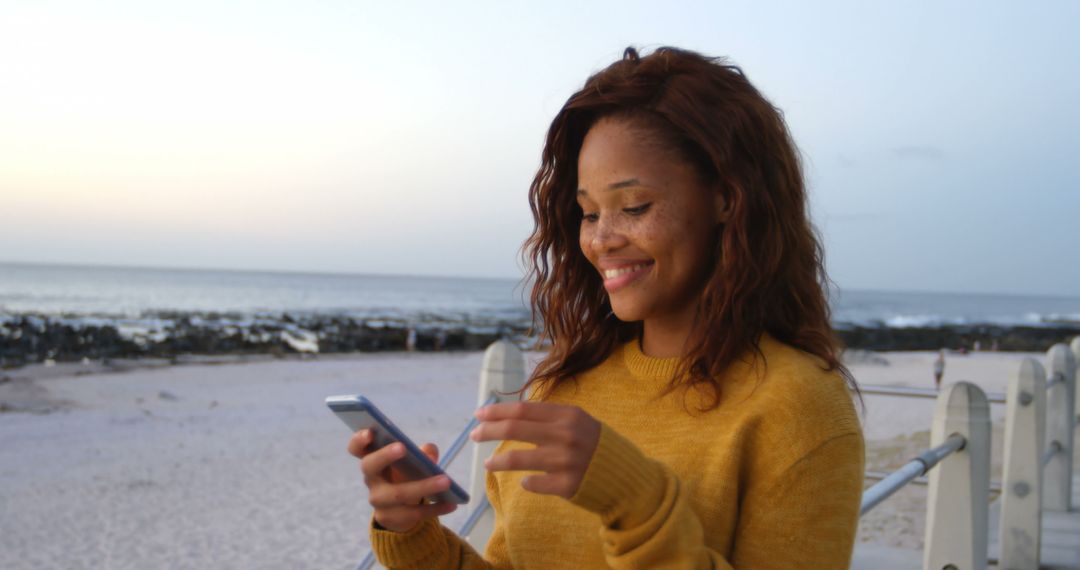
[569,422,666,528]
[369,516,444,567]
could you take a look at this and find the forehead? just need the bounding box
[578,120,652,174]
[577,119,697,193]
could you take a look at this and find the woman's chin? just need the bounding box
[608,303,647,323]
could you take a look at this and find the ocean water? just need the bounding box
[830,288,1080,328]
[1,262,1078,329]
[0,262,530,325]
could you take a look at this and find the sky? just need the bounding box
[1,0,1078,296]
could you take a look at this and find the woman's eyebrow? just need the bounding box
[577,178,642,196]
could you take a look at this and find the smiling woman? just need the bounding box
[351,46,865,569]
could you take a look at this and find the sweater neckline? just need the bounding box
[622,337,683,380]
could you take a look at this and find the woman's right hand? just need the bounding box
[347,429,459,533]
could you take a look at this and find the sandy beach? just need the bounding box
[0,347,1068,569]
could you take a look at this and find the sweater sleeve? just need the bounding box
[567,423,864,570]
[368,468,513,569]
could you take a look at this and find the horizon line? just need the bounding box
[1,258,1077,300]
[0,258,527,284]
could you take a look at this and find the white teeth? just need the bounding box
[603,263,650,280]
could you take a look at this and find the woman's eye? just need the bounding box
[582,212,599,223]
[623,203,652,216]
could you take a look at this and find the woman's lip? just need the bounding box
[602,261,654,293]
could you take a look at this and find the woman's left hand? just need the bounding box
[470,402,601,499]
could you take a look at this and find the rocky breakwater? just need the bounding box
[836,322,1080,352]
[0,312,530,368]
[8,313,1075,369]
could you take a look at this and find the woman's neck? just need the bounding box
[640,309,696,358]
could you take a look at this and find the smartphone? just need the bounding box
[327,395,470,504]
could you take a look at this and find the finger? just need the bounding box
[484,447,566,473]
[470,418,566,445]
[475,401,572,422]
[423,500,460,517]
[519,473,574,498]
[347,429,374,458]
[375,501,459,530]
[360,442,407,480]
[419,442,439,463]
[412,500,459,518]
[369,474,453,508]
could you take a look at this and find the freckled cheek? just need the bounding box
[641,209,706,289]
[635,210,683,262]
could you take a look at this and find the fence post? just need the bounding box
[466,340,526,550]
[1043,343,1077,512]
[1071,337,1080,422]
[924,381,991,570]
[999,358,1047,569]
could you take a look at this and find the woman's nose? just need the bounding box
[590,215,629,253]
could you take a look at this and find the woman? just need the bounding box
[348,46,865,569]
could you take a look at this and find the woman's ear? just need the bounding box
[713,188,732,224]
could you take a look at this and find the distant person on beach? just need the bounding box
[934,349,946,391]
[405,327,417,352]
[349,46,865,568]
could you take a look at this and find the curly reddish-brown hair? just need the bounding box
[521,46,859,410]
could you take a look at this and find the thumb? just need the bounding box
[420,442,440,464]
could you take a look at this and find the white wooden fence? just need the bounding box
[358,338,1080,569]
[857,339,1077,569]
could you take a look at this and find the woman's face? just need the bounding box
[576,118,725,324]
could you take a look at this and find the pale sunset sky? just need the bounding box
[1,1,1077,296]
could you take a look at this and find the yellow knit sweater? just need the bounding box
[371,335,865,569]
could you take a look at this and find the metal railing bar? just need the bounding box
[861,461,930,515]
[458,495,492,536]
[438,394,499,470]
[865,469,929,486]
[860,434,966,515]
[1042,440,1063,467]
[863,470,1002,493]
[860,384,1006,403]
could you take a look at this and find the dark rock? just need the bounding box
[836,324,1080,352]
[0,311,532,367]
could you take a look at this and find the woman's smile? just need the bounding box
[600,259,655,292]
